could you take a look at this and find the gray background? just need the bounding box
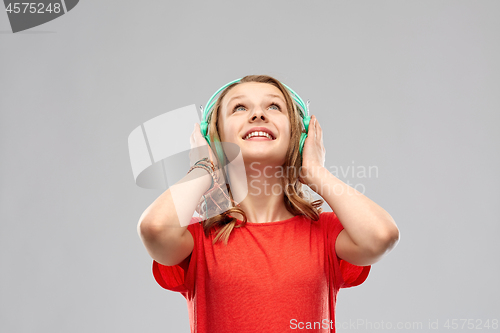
[1,1,499,332]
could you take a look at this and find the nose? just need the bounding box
[249,106,268,122]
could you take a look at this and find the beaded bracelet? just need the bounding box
[188,158,242,219]
[187,157,219,195]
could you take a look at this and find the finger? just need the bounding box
[317,118,323,142]
[308,116,313,133]
[314,117,321,141]
[313,116,317,139]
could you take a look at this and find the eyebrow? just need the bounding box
[226,94,286,106]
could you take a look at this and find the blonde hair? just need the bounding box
[200,75,324,244]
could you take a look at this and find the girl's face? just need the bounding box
[218,82,291,166]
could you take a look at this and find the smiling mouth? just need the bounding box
[244,136,274,141]
[243,132,276,140]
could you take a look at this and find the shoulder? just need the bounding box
[315,211,345,247]
[317,211,342,230]
[186,217,204,236]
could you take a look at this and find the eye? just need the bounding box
[233,103,246,112]
[268,103,281,111]
[232,102,282,113]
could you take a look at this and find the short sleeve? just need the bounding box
[322,211,371,290]
[151,217,203,298]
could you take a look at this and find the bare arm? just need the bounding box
[138,122,218,266]
[137,167,212,266]
[310,167,400,266]
[300,116,399,266]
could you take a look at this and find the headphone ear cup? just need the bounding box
[214,142,225,167]
[299,133,307,157]
[202,123,223,164]
[200,121,208,137]
[204,134,224,165]
[303,116,311,134]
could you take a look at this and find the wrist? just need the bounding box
[188,157,219,195]
[301,165,327,187]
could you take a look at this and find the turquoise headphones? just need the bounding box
[200,78,311,163]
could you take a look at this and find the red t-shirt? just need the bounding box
[152,211,370,333]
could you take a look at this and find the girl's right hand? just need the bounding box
[189,123,218,167]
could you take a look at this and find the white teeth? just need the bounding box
[244,131,273,140]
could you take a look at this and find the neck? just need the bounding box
[225,161,295,223]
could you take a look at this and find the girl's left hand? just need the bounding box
[299,115,326,186]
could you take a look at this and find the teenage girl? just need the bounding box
[138,75,400,333]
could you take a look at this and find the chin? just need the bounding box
[243,151,286,163]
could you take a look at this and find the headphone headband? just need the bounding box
[200,77,311,159]
[201,78,310,127]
